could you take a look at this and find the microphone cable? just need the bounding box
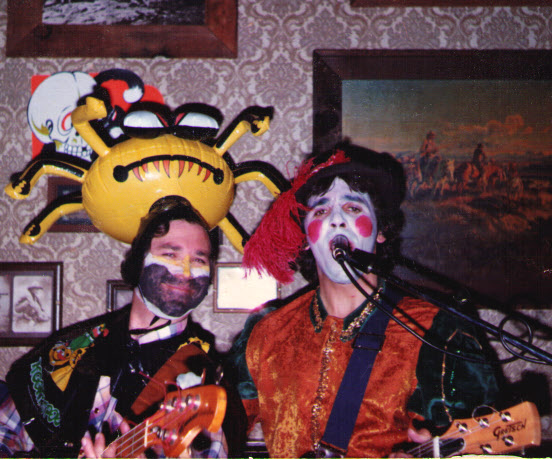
[334,253,548,365]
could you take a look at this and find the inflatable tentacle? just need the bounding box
[20,191,84,244]
[234,160,290,198]
[213,107,273,156]
[5,156,88,199]
[218,213,251,254]
[71,97,110,157]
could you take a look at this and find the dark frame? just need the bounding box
[351,0,547,5]
[213,262,280,313]
[314,49,552,153]
[313,49,552,304]
[106,280,133,312]
[0,262,62,346]
[6,0,237,58]
[47,177,99,233]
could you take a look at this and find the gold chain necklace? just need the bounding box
[312,288,382,341]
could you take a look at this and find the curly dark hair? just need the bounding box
[294,143,406,283]
[120,196,219,287]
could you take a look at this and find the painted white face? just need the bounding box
[304,177,379,284]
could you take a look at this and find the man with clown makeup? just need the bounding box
[1,197,245,458]
[232,143,501,458]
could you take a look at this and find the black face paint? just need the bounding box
[139,263,210,319]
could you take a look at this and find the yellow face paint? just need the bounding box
[146,253,210,279]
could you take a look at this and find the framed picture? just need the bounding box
[351,0,547,5]
[313,49,552,305]
[6,0,237,58]
[0,262,62,346]
[106,280,133,312]
[214,263,280,313]
[47,177,99,233]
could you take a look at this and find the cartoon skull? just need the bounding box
[27,72,96,161]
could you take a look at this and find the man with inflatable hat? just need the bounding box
[0,196,246,458]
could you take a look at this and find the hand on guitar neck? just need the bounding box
[81,421,132,458]
[389,427,432,458]
[79,385,227,458]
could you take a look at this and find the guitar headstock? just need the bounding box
[115,384,227,458]
[446,401,541,456]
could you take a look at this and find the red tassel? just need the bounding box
[243,150,350,284]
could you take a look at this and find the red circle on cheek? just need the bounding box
[307,220,322,244]
[355,215,373,238]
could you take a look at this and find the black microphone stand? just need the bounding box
[337,248,552,366]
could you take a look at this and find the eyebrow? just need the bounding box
[157,243,182,251]
[157,243,210,257]
[309,194,369,207]
[308,197,328,207]
[344,194,370,206]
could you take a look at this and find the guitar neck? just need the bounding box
[407,401,541,458]
[110,422,150,458]
[103,386,227,458]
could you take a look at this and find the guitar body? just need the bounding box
[108,385,227,458]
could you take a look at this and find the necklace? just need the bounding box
[312,288,382,341]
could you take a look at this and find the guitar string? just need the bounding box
[105,390,200,456]
[114,405,198,456]
[407,413,521,457]
[113,424,146,457]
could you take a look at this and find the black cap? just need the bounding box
[296,143,406,212]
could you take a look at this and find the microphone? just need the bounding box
[331,237,385,275]
[331,235,351,261]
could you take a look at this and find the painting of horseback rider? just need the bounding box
[418,130,440,185]
[340,71,552,305]
[472,142,487,175]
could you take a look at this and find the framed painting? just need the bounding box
[213,263,280,313]
[6,0,237,58]
[351,0,548,5]
[0,262,62,346]
[313,49,552,306]
[47,177,99,233]
[106,280,133,312]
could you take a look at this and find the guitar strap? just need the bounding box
[320,289,399,455]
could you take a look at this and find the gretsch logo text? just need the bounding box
[493,419,526,439]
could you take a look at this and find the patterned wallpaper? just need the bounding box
[1,0,552,434]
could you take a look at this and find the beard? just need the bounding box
[139,263,210,318]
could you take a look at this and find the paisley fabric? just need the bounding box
[242,288,499,458]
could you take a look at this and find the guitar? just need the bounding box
[407,401,541,457]
[105,384,227,458]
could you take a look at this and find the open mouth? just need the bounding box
[163,282,193,295]
[113,154,224,184]
[330,235,351,253]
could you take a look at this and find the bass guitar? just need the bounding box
[105,384,227,458]
[407,401,541,457]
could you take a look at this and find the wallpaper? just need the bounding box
[1,0,552,439]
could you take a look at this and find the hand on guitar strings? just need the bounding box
[80,420,132,458]
[388,426,432,458]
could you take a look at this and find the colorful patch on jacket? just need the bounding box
[48,324,108,391]
[30,358,61,427]
[182,336,210,353]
